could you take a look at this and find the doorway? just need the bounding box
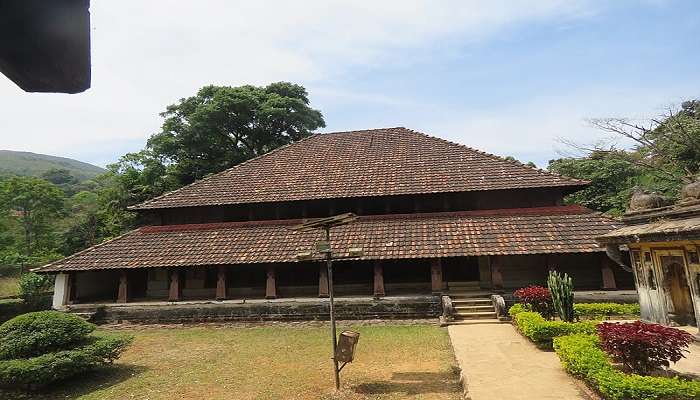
[659,254,696,326]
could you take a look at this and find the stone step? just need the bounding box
[449,291,492,298]
[451,298,492,305]
[447,281,480,288]
[447,318,504,325]
[70,311,97,321]
[454,305,495,312]
[454,311,498,319]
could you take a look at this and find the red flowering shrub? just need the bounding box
[514,286,553,318]
[597,321,694,375]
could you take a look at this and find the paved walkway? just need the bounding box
[448,321,589,400]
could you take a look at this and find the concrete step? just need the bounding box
[451,298,492,305]
[454,305,495,312]
[447,318,504,325]
[454,311,498,319]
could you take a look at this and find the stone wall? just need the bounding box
[77,295,441,324]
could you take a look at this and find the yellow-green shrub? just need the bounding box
[513,311,597,347]
[574,303,640,319]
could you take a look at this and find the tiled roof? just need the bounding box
[597,216,700,244]
[131,127,587,210]
[36,206,617,272]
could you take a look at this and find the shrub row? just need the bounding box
[0,335,133,387]
[512,310,597,347]
[554,334,700,400]
[574,303,640,319]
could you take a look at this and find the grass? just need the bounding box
[1,323,461,400]
[0,276,19,298]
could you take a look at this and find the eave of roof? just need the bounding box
[35,206,615,273]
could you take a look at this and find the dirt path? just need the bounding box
[448,322,589,400]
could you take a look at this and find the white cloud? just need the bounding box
[0,0,605,166]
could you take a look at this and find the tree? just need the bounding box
[0,176,64,256]
[548,152,640,215]
[145,82,325,184]
[40,168,80,196]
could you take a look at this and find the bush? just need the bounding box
[508,303,529,318]
[574,303,641,319]
[554,334,700,400]
[514,285,553,318]
[0,311,95,360]
[0,335,132,387]
[18,273,53,307]
[597,321,694,375]
[548,270,574,322]
[513,311,597,347]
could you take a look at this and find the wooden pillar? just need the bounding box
[168,269,180,301]
[117,270,128,303]
[318,264,329,298]
[601,259,617,290]
[266,265,277,299]
[491,256,504,291]
[431,258,443,295]
[67,272,76,303]
[216,266,227,300]
[373,261,385,298]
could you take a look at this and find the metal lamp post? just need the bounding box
[292,213,362,390]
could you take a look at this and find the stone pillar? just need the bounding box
[168,269,180,301]
[431,258,443,295]
[52,272,71,309]
[373,261,385,298]
[601,260,617,290]
[491,256,504,291]
[266,265,277,299]
[216,266,227,300]
[117,270,128,303]
[318,264,329,298]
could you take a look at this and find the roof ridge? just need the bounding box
[129,133,322,210]
[32,228,142,272]
[401,127,589,185]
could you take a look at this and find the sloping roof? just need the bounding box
[597,216,700,244]
[36,206,616,272]
[131,127,587,210]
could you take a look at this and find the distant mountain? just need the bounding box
[0,150,106,181]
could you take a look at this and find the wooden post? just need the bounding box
[266,265,277,299]
[373,261,385,298]
[67,272,75,303]
[216,266,227,300]
[491,256,504,291]
[431,258,443,295]
[601,260,617,290]
[117,270,128,303]
[319,263,329,298]
[168,269,180,301]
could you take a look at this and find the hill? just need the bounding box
[0,150,106,181]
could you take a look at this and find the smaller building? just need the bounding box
[598,188,700,328]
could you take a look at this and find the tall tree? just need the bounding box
[145,82,325,184]
[0,176,64,256]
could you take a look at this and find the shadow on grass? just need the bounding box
[355,368,462,396]
[0,363,148,400]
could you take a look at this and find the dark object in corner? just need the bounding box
[0,0,91,93]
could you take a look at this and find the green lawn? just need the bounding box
[0,275,19,298]
[2,323,461,400]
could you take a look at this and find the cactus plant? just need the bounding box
[548,270,574,322]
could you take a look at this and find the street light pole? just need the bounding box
[325,226,341,390]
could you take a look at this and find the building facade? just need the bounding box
[37,128,632,314]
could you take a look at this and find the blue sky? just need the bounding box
[1,0,698,168]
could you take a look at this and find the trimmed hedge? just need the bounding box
[554,334,700,400]
[574,303,640,319]
[0,311,95,360]
[508,303,529,318]
[0,335,132,387]
[513,310,597,347]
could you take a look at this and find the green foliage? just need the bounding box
[548,153,639,215]
[513,311,597,348]
[548,270,575,322]
[554,334,700,400]
[508,303,529,317]
[17,273,53,307]
[0,335,133,387]
[0,176,65,256]
[0,311,95,360]
[574,303,641,319]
